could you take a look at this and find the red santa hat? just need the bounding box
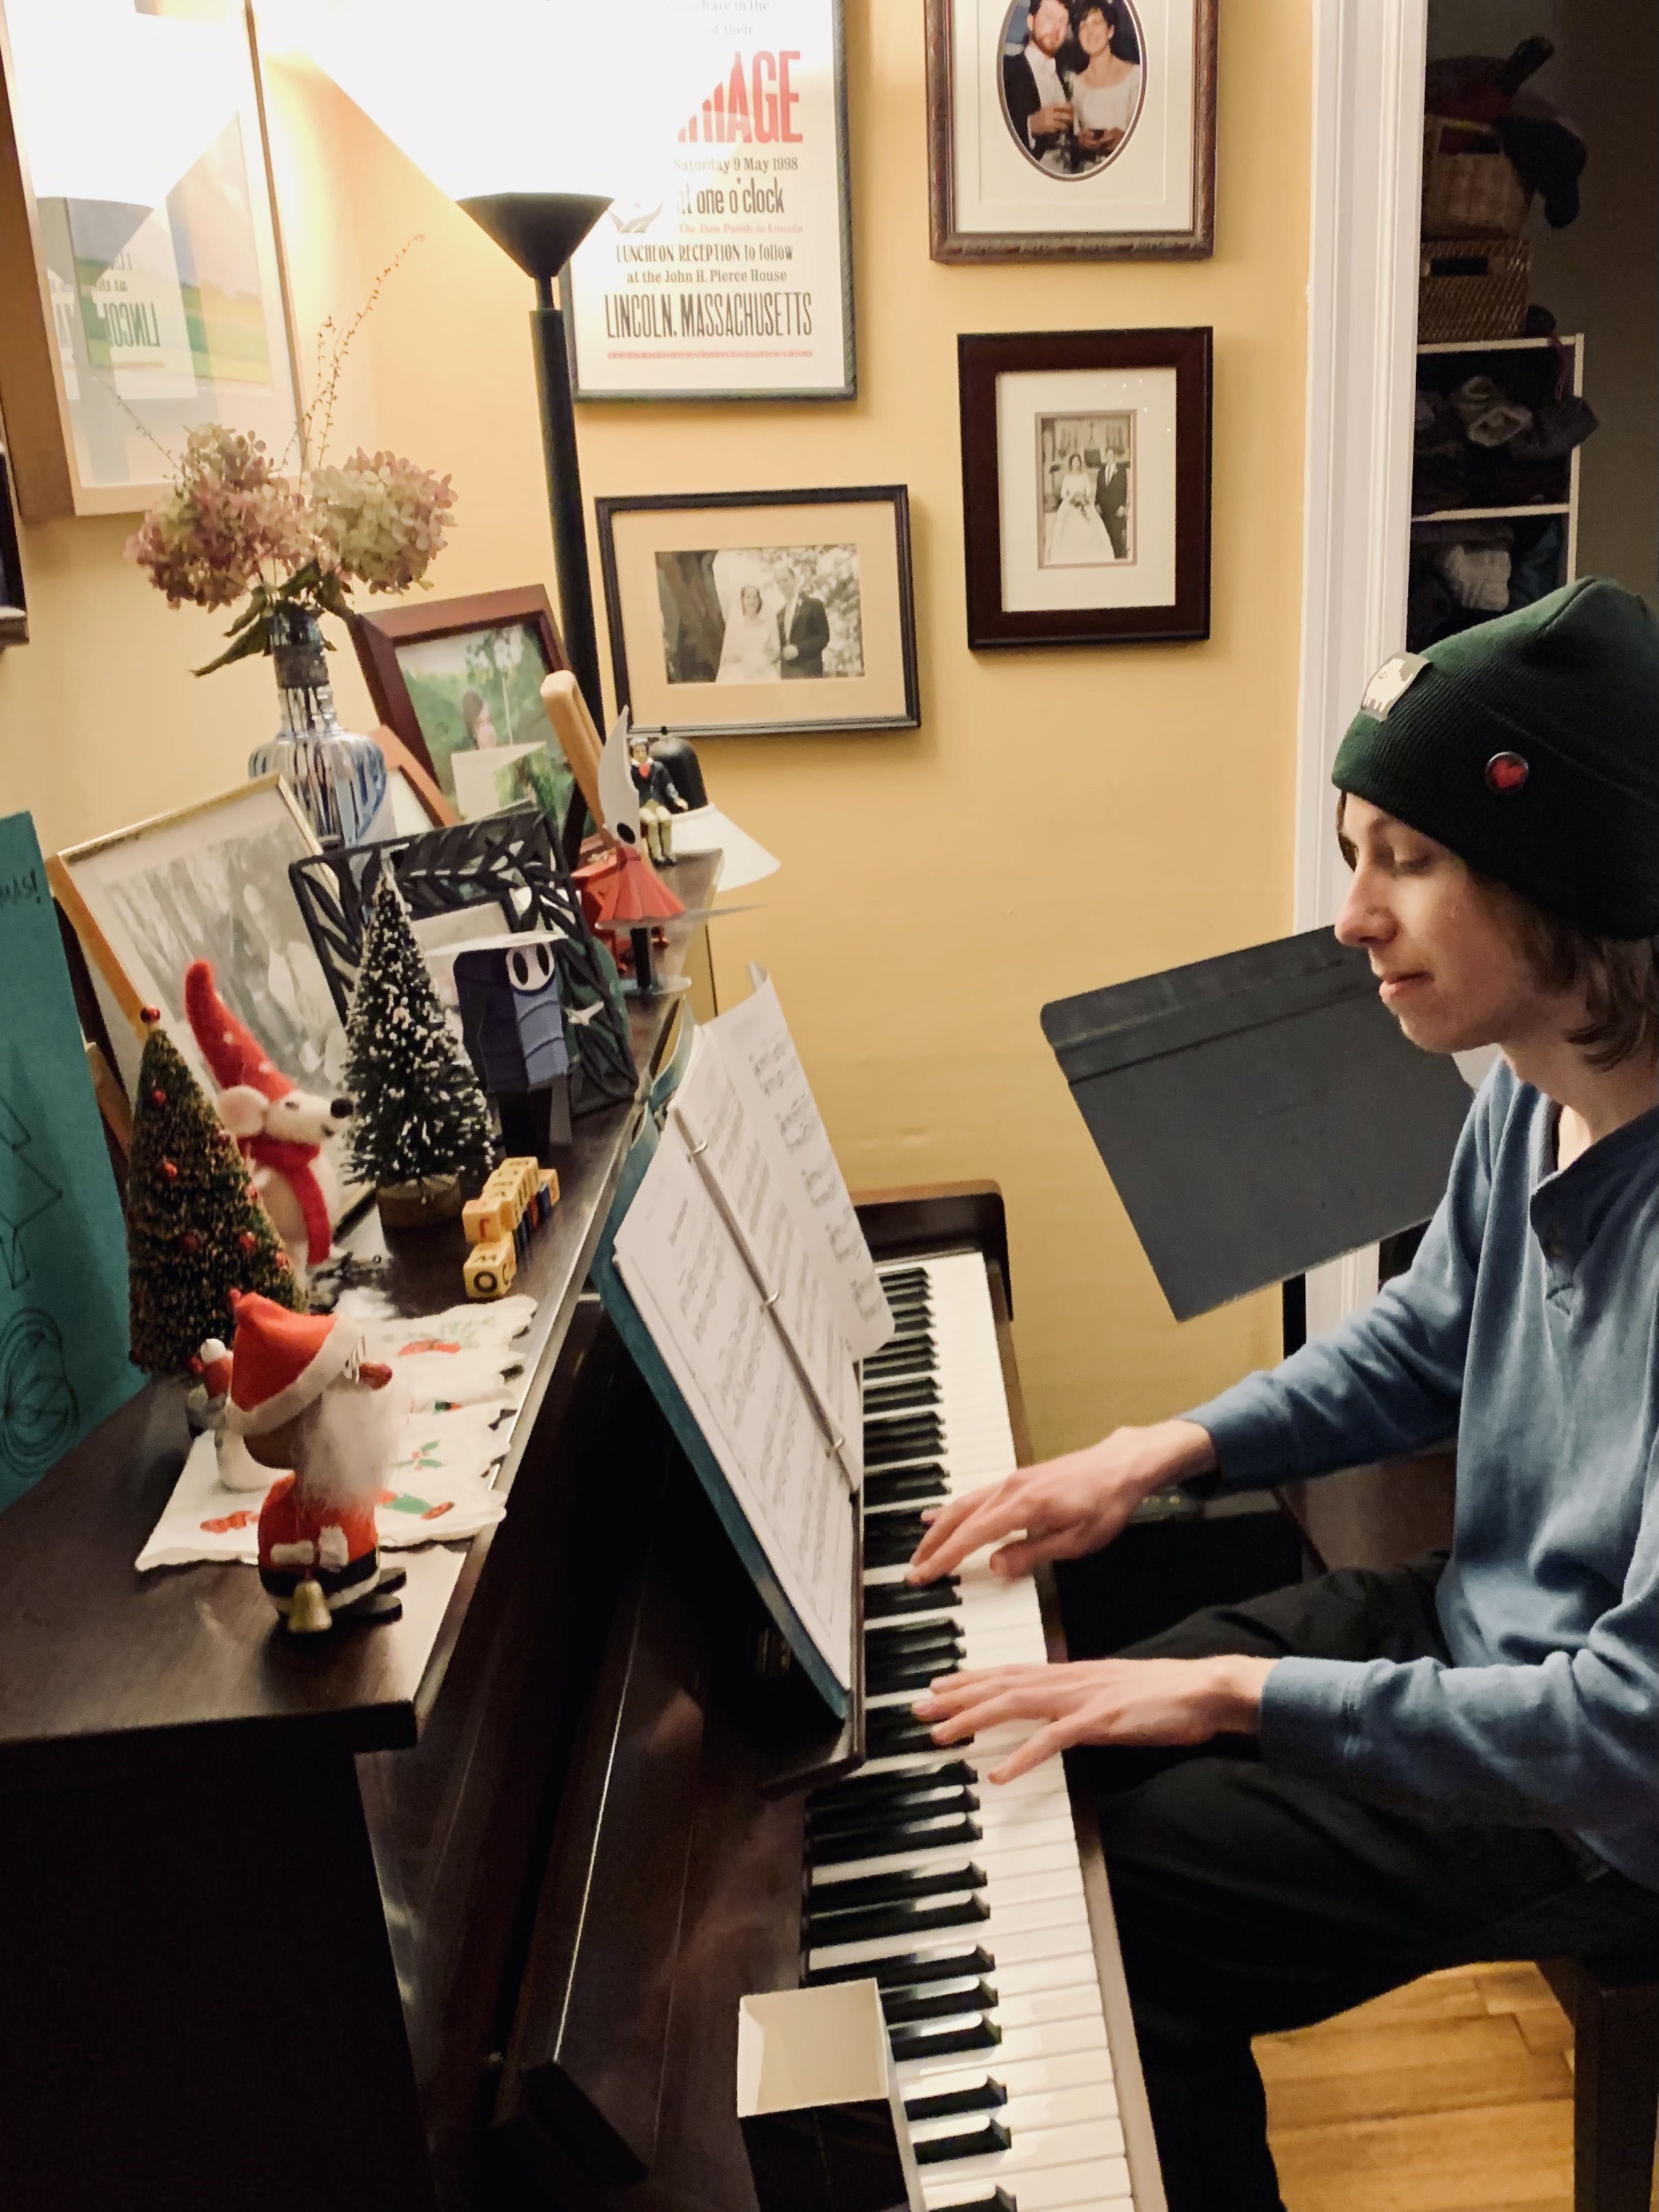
[225,1291,362,1436]
[184,961,292,1136]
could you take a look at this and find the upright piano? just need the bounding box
[0,907,1164,2212]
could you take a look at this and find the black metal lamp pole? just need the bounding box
[458,192,612,726]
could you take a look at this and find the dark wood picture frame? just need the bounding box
[596,484,921,738]
[352,587,587,865]
[925,0,1217,262]
[0,451,27,646]
[958,326,1212,650]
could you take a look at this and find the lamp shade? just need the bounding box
[456,194,612,285]
[260,0,708,210]
[5,0,240,209]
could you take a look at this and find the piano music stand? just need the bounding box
[1042,927,1475,1320]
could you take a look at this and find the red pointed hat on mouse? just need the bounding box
[225,1291,362,1436]
[184,960,295,1119]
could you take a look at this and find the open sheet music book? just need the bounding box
[610,978,894,1704]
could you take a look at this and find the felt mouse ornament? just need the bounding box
[184,960,353,1276]
[225,1291,408,1634]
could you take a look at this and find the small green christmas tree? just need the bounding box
[126,1026,303,1375]
[344,874,497,1190]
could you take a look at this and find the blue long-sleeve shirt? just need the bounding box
[1184,1061,1659,1889]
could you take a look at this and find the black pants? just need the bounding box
[1084,1556,1659,2212]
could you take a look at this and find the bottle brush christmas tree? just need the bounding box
[127,1024,304,1375]
[345,874,497,1222]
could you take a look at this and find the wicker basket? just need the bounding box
[1419,235,1530,343]
[1422,115,1532,238]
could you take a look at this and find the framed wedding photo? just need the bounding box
[926,0,1217,260]
[352,587,583,843]
[958,326,1212,648]
[596,486,920,738]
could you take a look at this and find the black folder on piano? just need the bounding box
[1041,927,1476,1321]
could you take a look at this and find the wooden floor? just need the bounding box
[1259,1963,1581,2212]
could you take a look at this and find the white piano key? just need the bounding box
[809,1893,1092,1974]
[909,2083,1120,2149]
[896,2013,1110,2081]
[810,1830,1079,1887]
[915,2115,1126,2184]
[909,2045,1118,2108]
[921,2160,1133,2212]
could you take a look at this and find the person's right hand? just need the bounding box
[1032,101,1074,135]
[905,1419,1217,1585]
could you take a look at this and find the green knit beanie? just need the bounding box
[1331,578,1659,938]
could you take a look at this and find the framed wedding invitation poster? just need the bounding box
[563,0,855,401]
[926,0,1217,259]
[958,327,1212,647]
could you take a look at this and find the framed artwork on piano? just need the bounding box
[351,585,587,868]
[596,484,921,738]
[958,324,1212,648]
[925,0,1218,261]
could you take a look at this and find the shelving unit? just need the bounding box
[1408,332,1584,649]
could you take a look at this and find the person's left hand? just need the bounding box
[782,643,799,659]
[912,1654,1276,1783]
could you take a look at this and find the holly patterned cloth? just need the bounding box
[135,1296,537,1572]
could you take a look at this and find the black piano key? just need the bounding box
[809,1777,975,1827]
[806,1945,995,1989]
[868,1656,962,1696]
[868,1715,964,1759]
[809,1758,975,1813]
[863,1466,948,1507]
[888,2018,1002,2062]
[809,1774,973,1830]
[808,1816,982,1866]
[804,1895,991,1948]
[929,2193,1017,2212]
[809,1863,985,1915]
[866,1417,943,1463]
[863,1344,937,1380]
[904,2079,1008,2122]
[863,1377,941,1415]
[866,1622,962,1660]
[866,1577,959,1619]
[912,2119,1013,2165]
[864,1519,932,1569]
[883,1979,997,2027]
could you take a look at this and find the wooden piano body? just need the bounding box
[0,914,1155,2211]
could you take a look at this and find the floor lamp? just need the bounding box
[457,193,611,732]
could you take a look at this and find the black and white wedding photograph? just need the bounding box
[1038,409,1136,565]
[653,543,866,686]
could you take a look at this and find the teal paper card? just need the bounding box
[0,813,142,1509]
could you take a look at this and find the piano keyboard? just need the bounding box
[803,1252,1151,2212]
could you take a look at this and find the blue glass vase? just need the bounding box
[249,607,387,849]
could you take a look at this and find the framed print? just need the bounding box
[561,0,855,401]
[47,776,362,1223]
[958,327,1211,647]
[0,0,302,520]
[352,587,585,854]
[926,0,1217,260]
[597,486,918,738]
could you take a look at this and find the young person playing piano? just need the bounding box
[906,578,1659,2212]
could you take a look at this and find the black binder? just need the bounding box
[1041,928,1475,1321]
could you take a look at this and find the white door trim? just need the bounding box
[1295,0,1430,1328]
[1296,0,1429,934]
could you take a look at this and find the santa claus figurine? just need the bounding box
[225,1291,408,1634]
[184,960,353,1278]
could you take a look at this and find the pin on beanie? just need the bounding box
[1333,580,1659,939]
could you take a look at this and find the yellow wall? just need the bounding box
[0,2,1312,1456]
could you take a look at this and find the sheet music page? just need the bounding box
[613,1124,853,1688]
[701,975,894,1362]
[669,1031,862,1484]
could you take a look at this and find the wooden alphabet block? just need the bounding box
[464,1235,517,1300]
